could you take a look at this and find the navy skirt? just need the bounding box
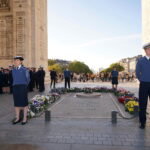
[13,84,28,107]
[112,77,118,85]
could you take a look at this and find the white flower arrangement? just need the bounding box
[28,94,60,119]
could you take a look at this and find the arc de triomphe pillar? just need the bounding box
[142,0,150,54]
[0,0,48,70]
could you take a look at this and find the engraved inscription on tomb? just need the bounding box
[0,15,13,59]
[16,12,25,56]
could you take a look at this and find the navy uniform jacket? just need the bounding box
[12,66,30,86]
[136,56,150,82]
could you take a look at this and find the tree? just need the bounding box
[48,64,62,73]
[109,63,124,72]
[101,63,124,73]
[68,61,93,74]
[48,59,57,66]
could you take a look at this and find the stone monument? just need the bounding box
[0,0,48,69]
[142,0,150,54]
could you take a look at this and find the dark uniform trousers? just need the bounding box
[50,78,56,89]
[65,77,70,89]
[139,82,150,125]
[39,79,45,92]
[0,86,2,94]
[0,72,3,94]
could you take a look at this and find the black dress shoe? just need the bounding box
[21,121,27,125]
[12,119,21,125]
[139,124,145,129]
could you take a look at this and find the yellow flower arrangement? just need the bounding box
[125,101,139,113]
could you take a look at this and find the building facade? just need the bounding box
[119,55,142,73]
[0,0,48,69]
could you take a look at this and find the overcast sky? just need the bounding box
[47,0,142,71]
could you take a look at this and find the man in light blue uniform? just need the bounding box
[136,43,150,129]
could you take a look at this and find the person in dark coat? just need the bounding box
[12,56,30,125]
[29,68,34,92]
[32,67,39,89]
[111,68,119,89]
[33,68,39,89]
[50,69,57,89]
[9,66,13,94]
[64,68,71,89]
[0,68,3,94]
[37,66,45,92]
[136,43,150,129]
[2,69,10,93]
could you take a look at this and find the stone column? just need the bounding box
[0,0,13,66]
[142,0,150,54]
[30,0,48,70]
[0,0,48,72]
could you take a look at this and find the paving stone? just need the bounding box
[65,139,75,144]
[93,140,103,145]
[102,140,112,145]
[112,140,123,146]
[0,82,150,150]
[122,141,132,146]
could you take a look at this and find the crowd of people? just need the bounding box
[97,72,136,82]
[49,71,137,84]
[1,42,150,129]
[0,65,137,95]
[0,42,150,129]
[0,66,45,94]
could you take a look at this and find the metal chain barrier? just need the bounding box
[109,94,139,122]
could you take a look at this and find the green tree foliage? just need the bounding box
[109,63,124,71]
[48,59,57,66]
[48,59,92,74]
[48,64,62,73]
[101,68,112,73]
[48,59,68,73]
[101,63,124,73]
[68,61,93,74]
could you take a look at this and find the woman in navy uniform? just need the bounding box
[12,56,30,125]
[136,43,150,129]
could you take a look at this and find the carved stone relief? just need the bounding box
[16,11,25,56]
[0,0,10,11]
[0,15,13,59]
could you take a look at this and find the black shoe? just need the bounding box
[12,119,21,125]
[139,124,145,129]
[21,121,27,125]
